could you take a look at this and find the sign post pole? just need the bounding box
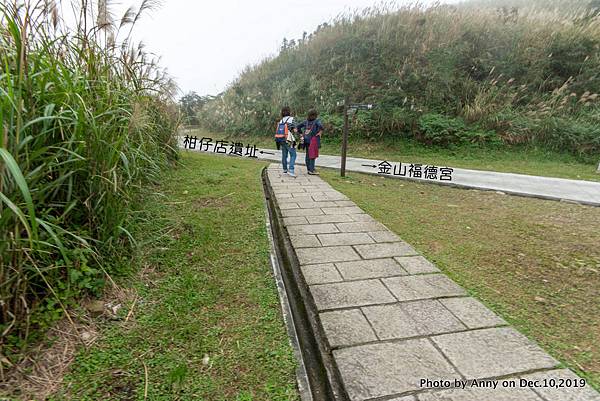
[341,96,349,177]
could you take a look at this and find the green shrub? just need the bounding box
[417,113,465,145]
[537,117,600,155]
[417,113,501,146]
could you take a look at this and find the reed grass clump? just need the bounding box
[198,0,600,159]
[0,0,179,358]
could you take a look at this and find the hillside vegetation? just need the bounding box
[197,0,600,160]
[0,0,178,361]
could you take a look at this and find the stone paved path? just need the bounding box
[183,141,600,206]
[266,164,600,401]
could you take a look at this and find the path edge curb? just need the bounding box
[262,183,313,401]
[262,167,349,401]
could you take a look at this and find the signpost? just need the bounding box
[339,99,375,177]
[341,96,349,177]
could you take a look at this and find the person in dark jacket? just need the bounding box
[297,109,323,175]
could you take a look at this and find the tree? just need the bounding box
[179,92,205,126]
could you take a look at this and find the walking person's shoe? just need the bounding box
[288,171,296,177]
[308,170,319,175]
[283,170,288,174]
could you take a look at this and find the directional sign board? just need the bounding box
[349,103,375,110]
[336,101,376,110]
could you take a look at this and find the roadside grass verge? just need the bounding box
[187,129,600,182]
[321,169,600,391]
[53,152,298,401]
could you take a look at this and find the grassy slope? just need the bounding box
[197,2,600,161]
[321,169,600,390]
[196,129,600,181]
[55,153,298,401]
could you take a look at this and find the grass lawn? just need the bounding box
[320,169,600,391]
[186,129,600,182]
[54,152,298,401]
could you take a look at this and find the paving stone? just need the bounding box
[418,386,543,401]
[296,246,361,265]
[319,309,377,347]
[291,194,316,201]
[287,223,339,235]
[281,208,321,217]
[323,190,345,195]
[363,300,466,340]
[394,256,441,274]
[296,201,338,209]
[271,185,296,190]
[354,242,418,259]
[368,231,402,243]
[310,279,395,310]
[333,339,460,400]
[432,327,559,378]
[274,188,306,194]
[317,232,374,247]
[282,216,308,226]
[386,397,416,401]
[275,193,293,199]
[335,258,407,280]
[301,263,343,285]
[313,192,349,201]
[440,297,507,329]
[349,214,377,222]
[299,185,327,191]
[520,369,600,401]
[334,200,356,207]
[289,235,321,248]
[278,202,300,210]
[306,214,354,224]
[335,221,388,233]
[383,274,467,301]
[322,206,364,215]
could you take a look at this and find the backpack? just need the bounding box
[275,117,291,142]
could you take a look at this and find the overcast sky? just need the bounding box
[118,0,459,98]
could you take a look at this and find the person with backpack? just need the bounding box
[275,106,298,177]
[297,109,323,175]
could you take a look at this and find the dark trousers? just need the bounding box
[305,151,316,172]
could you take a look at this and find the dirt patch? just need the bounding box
[0,284,138,401]
[1,317,98,400]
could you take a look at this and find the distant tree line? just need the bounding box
[179,92,215,126]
